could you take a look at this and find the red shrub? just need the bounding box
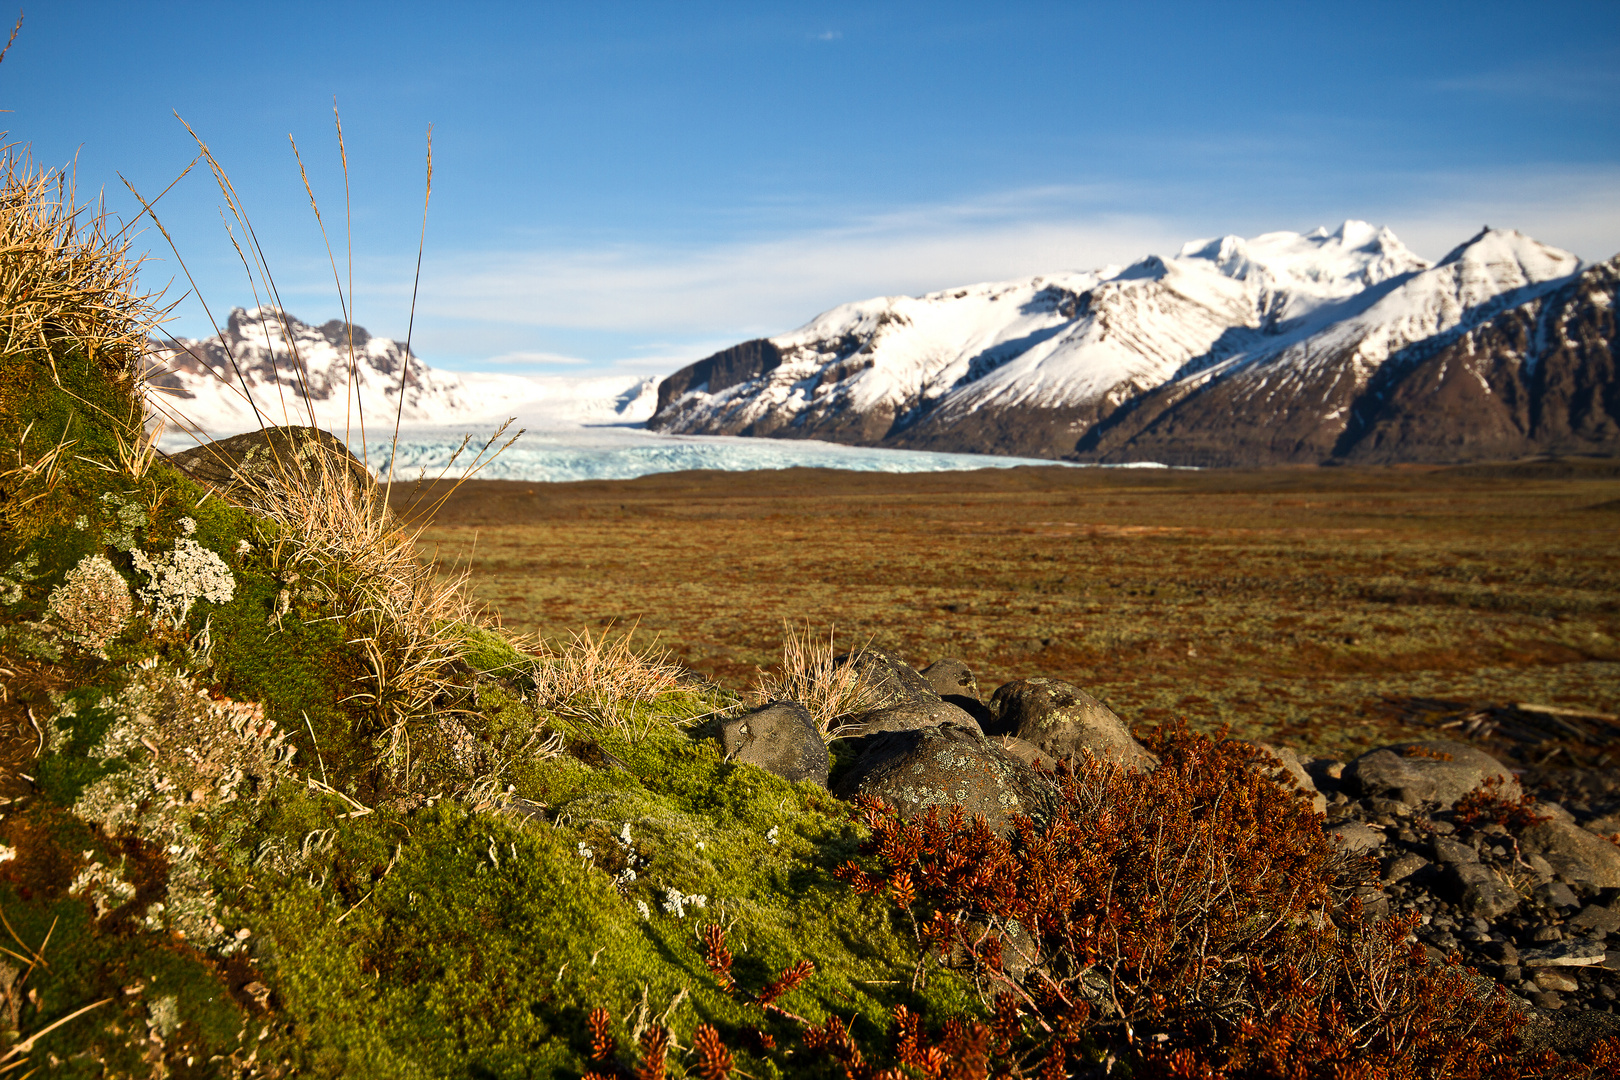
[1453,774,1550,832]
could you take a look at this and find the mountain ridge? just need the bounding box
[649,222,1618,466]
[144,307,659,440]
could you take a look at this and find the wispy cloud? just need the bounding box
[418,187,1185,339]
[814,29,841,41]
[1431,56,1620,103]
[480,350,591,366]
[260,166,1620,377]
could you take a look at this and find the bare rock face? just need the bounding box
[720,701,829,787]
[832,724,1054,834]
[918,657,994,727]
[1519,821,1620,890]
[1327,821,1385,856]
[1345,740,1517,810]
[1430,837,1523,920]
[168,426,376,507]
[843,699,982,739]
[832,648,937,704]
[919,658,977,698]
[988,678,1156,773]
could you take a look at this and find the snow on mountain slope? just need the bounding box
[650,221,1601,465]
[649,221,1437,443]
[145,307,657,443]
[1075,228,1589,465]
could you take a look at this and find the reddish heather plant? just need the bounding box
[588,723,1620,1078]
[823,721,1614,1078]
[1452,774,1551,832]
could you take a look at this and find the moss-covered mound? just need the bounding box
[0,156,982,1078]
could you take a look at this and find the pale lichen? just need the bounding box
[130,536,236,629]
[99,491,149,552]
[48,669,293,951]
[0,552,40,605]
[68,859,137,918]
[46,553,133,649]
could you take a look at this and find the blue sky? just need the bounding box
[6,1,1619,374]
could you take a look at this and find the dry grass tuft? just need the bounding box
[0,150,157,392]
[0,148,172,526]
[528,627,687,741]
[236,437,481,778]
[748,622,894,741]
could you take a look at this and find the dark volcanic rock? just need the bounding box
[832,724,1054,834]
[833,648,937,705]
[169,425,376,506]
[720,701,829,787]
[1444,862,1523,920]
[919,658,979,699]
[843,699,982,738]
[1326,821,1384,855]
[1520,821,1620,889]
[1345,739,1517,810]
[989,678,1156,772]
[918,658,995,726]
[650,338,784,420]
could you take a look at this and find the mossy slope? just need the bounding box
[0,164,965,1078]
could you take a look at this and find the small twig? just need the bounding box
[24,708,41,759]
[1,996,113,1062]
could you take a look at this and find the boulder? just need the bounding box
[843,699,983,738]
[1252,743,1327,814]
[720,701,829,787]
[1326,821,1385,856]
[1567,903,1620,936]
[168,425,377,508]
[833,648,937,704]
[1534,880,1582,909]
[832,724,1054,835]
[1344,740,1517,810]
[988,678,1156,773]
[918,658,995,726]
[918,658,979,699]
[1381,851,1435,886]
[1445,862,1523,920]
[1519,820,1620,890]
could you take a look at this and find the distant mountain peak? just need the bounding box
[650,222,1612,467]
[144,312,658,441]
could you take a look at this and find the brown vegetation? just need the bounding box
[397,461,1620,759]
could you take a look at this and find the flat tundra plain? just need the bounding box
[397,459,1620,760]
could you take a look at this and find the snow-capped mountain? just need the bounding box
[144,307,658,439]
[649,222,1618,465]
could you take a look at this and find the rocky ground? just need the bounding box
[723,644,1620,1048]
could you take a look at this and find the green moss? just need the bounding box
[456,623,529,680]
[249,777,967,1078]
[33,685,131,805]
[0,880,254,1074]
